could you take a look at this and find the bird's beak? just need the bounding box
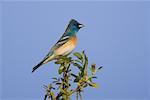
[78,24,85,28]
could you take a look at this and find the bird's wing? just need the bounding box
[51,22,72,50]
[46,25,72,57]
[32,34,69,73]
[43,32,70,60]
[51,34,70,51]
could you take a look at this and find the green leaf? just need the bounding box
[75,59,82,64]
[83,84,88,88]
[82,51,88,76]
[67,57,72,61]
[92,76,97,79]
[88,77,92,82]
[55,82,61,85]
[43,85,48,89]
[58,65,64,74]
[73,52,83,61]
[81,50,85,59]
[84,54,88,68]
[50,91,55,98]
[46,84,55,90]
[52,77,58,80]
[89,83,98,88]
[98,66,103,70]
[82,50,85,55]
[71,73,77,78]
[52,80,59,83]
[48,84,53,89]
[73,63,83,71]
[91,64,96,74]
[79,71,84,78]
[62,56,72,63]
[74,76,80,82]
[55,59,64,64]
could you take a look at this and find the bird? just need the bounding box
[32,19,84,73]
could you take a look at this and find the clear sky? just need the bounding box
[1,1,150,100]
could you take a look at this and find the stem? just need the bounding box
[43,51,100,100]
[70,82,86,96]
[62,62,70,100]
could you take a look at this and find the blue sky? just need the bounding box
[1,1,150,100]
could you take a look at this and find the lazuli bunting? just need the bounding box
[32,19,84,73]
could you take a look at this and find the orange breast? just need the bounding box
[55,36,77,56]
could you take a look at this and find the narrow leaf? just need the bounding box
[50,91,55,98]
[89,83,98,88]
[73,63,83,71]
[52,77,58,80]
[74,76,80,82]
[91,64,96,74]
[92,76,97,79]
[83,51,88,76]
[74,52,83,61]
[98,66,103,70]
[71,73,77,78]
[75,59,82,64]
[58,65,64,74]
[55,82,61,85]
[55,59,64,64]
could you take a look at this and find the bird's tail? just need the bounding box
[32,59,45,73]
[32,51,55,73]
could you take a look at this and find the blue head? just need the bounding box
[66,19,84,36]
